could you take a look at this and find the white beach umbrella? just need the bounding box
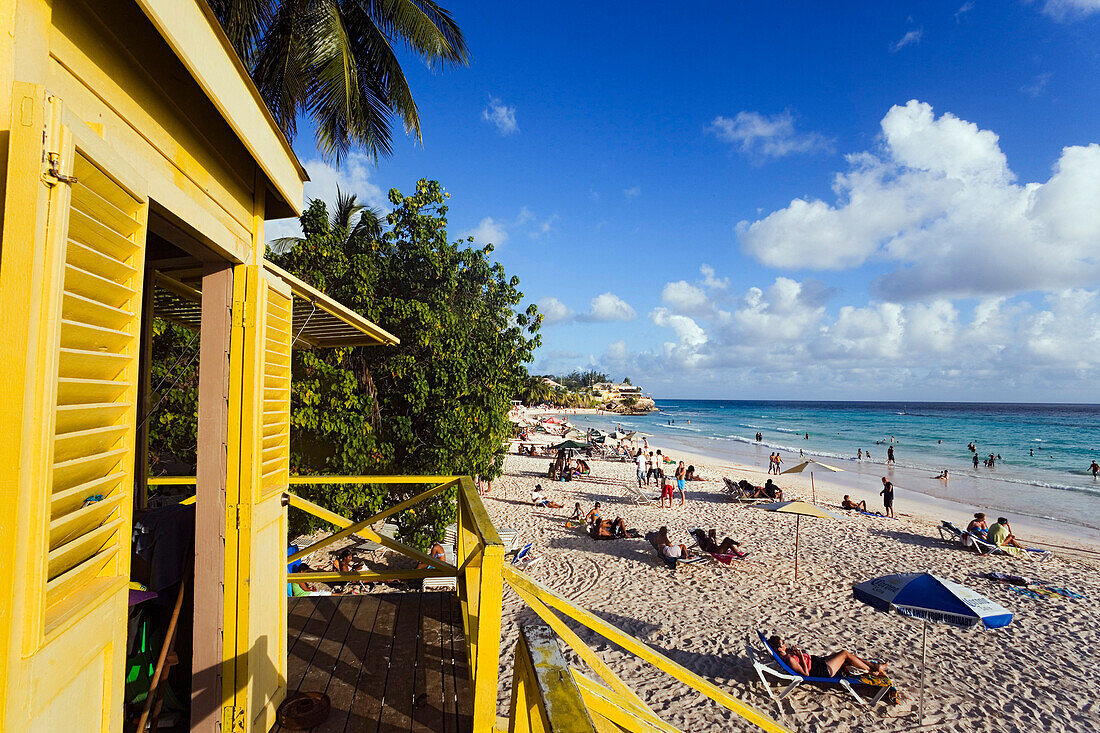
[781,459,844,503]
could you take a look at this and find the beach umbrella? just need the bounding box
[550,439,588,450]
[852,573,1013,723]
[781,459,844,503]
[753,501,839,581]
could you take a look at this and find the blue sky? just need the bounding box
[270,0,1100,402]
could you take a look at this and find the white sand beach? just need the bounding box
[483,409,1100,732]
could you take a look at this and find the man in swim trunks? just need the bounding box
[660,474,675,508]
[879,477,895,518]
[767,635,887,678]
[1089,460,1099,478]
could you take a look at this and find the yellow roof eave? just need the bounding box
[133,0,308,215]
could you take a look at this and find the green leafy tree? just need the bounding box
[269,180,541,545]
[207,0,469,161]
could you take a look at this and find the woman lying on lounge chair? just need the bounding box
[691,528,748,558]
[767,635,887,678]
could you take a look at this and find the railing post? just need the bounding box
[472,541,504,732]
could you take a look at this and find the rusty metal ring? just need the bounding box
[276,691,331,730]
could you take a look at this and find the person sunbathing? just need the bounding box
[762,479,784,500]
[685,465,706,481]
[416,541,448,569]
[591,516,628,540]
[654,526,691,560]
[693,528,748,558]
[767,635,887,678]
[841,495,867,511]
[531,484,564,508]
[987,517,1034,556]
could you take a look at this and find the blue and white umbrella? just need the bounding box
[853,573,1013,721]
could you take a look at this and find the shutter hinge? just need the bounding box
[222,705,246,733]
[43,151,78,186]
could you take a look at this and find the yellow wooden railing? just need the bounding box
[149,474,786,733]
[282,475,504,728]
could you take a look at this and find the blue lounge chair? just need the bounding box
[747,631,895,707]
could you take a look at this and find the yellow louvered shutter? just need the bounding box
[226,265,291,731]
[46,146,146,626]
[259,275,291,500]
[0,87,146,732]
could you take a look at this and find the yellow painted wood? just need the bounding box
[0,86,147,732]
[570,670,680,733]
[225,265,293,732]
[507,581,651,713]
[291,569,451,583]
[502,567,791,733]
[288,475,463,484]
[508,626,597,733]
[474,542,505,732]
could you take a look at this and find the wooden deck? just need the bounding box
[279,592,473,733]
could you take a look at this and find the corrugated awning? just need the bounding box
[152,264,398,348]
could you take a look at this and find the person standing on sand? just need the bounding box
[879,477,895,518]
[886,446,895,465]
[674,461,688,506]
[774,452,782,474]
[635,449,647,487]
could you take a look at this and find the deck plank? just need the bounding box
[411,591,445,733]
[312,595,381,733]
[447,593,474,730]
[284,593,471,733]
[344,593,398,732]
[377,591,423,732]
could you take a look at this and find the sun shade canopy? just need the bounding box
[152,262,398,348]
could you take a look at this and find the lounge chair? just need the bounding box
[747,631,896,707]
[937,520,1005,555]
[509,542,541,568]
[645,531,707,570]
[688,528,750,564]
[627,483,660,505]
[723,477,771,504]
[421,542,457,591]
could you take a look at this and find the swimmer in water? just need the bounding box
[1089,461,1099,478]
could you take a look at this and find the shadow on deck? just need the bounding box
[278,592,473,733]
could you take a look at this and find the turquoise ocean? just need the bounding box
[574,400,1100,536]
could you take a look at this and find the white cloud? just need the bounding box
[1020,72,1053,97]
[1041,0,1100,19]
[266,152,385,242]
[891,28,923,52]
[623,186,642,200]
[605,340,629,361]
[650,308,708,367]
[662,281,709,313]
[482,96,518,135]
[955,2,974,20]
[537,296,574,326]
[699,264,730,290]
[461,217,509,246]
[707,111,833,159]
[737,100,1100,300]
[577,293,637,322]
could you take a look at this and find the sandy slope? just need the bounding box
[484,426,1100,732]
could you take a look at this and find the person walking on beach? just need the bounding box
[774,452,783,473]
[674,461,688,506]
[886,446,895,465]
[879,477,895,518]
[1089,460,1100,478]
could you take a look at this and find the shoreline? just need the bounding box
[487,408,1100,730]
[544,407,1100,555]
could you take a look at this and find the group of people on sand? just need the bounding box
[965,512,1042,556]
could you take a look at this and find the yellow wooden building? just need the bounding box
[0,2,792,732]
